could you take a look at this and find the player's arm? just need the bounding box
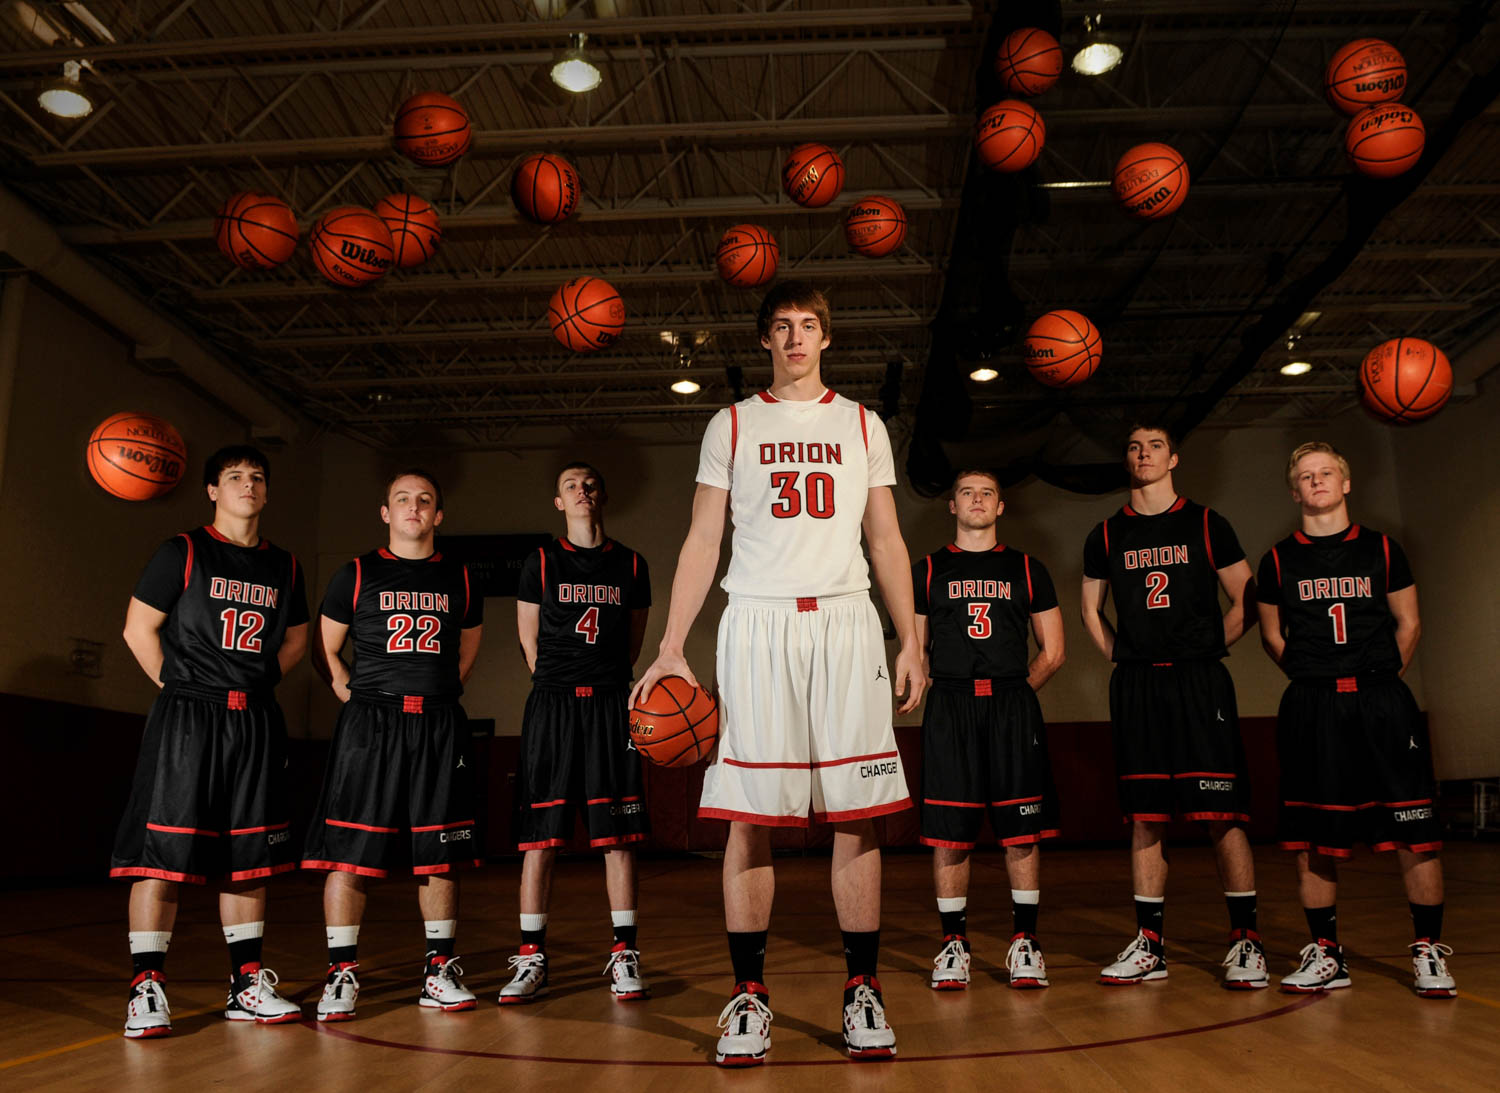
[914,613,930,674]
[1256,601,1286,667]
[311,616,353,702]
[459,625,484,683]
[1217,559,1257,646]
[1027,606,1066,691]
[628,607,650,667]
[516,600,540,675]
[122,597,169,687]
[629,483,728,706]
[1388,585,1422,674]
[1079,575,1116,660]
[864,485,928,714]
[277,622,308,677]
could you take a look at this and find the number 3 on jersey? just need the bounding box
[967,602,992,639]
[575,605,600,644]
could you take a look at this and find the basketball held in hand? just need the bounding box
[630,677,719,768]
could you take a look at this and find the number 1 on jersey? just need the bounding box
[575,605,600,644]
[1327,602,1348,644]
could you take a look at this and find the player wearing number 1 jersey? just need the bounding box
[1080,426,1267,990]
[302,470,485,1021]
[505,463,652,1006]
[1257,442,1454,999]
[113,445,309,1038]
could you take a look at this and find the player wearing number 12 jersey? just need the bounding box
[1257,442,1454,999]
[506,463,652,1006]
[1080,425,1267,990]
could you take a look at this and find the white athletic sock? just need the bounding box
[424,919,458,940]
[1224,890,1256,898]
[610,910,637,927]
[1133,895,1165,903]
[520,913,548,932]
[1011,889,1040,905]
[936,897,968,913]
[222,921,265,941]
[326,925,360,948]
[129,930,172,954]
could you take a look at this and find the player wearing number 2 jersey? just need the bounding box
[1080,425,1267,991]
[1257,442,1454,999]
[302,469,485,1021]
[506,463,652,1006]
[631,281,927,1066]
[113,445,309,1038]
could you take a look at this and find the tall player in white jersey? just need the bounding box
[632,282,926,1066]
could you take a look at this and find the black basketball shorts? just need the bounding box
[1276,675,1442,858]
[920,680,1060,849]
[301,694,480,877]
[1109,660,1251,823]
[110,683,295,885]
[515,685,648,850]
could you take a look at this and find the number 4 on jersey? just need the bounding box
[575,605,600,644]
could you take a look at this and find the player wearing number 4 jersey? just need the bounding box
[1080,425,1268,990]
[631,281,927,1066]
[507,463,652,1006]
[1258,442,1455,999]
[113,445,309,1039]
[303,469,485,1021]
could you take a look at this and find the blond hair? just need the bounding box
[1286,441,1351,489]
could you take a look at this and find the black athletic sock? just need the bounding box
[520,926,547,952]
[1013,901,1039,937]
[938,908,968,941]
[228,936,263,976]
[328,943,358,966]
[131,950,167,978]
[727,930,768,987]
[841,929,880,981]
[427,936,456,961]
[1304,905,1338,944]
[1226,893,1258,935]
[1134,898,1165,941]
[1410,901,1444,943]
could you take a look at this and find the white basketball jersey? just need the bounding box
[696,389,896,598]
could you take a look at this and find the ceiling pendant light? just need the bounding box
[37,59,93,119]
[968,366,999,382]
[670,378,701,394]
[551,32,602,94]
[1071,15,1123,77]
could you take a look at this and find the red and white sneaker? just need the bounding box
[421,954,477,1011]
[1280,939,1350,993]
[124,971,172,1039]
[1006,934,1049,989]
[224,963,300,1023]
[497,945,548,1005]
[1099,929,1168,985]
[604,943,649,1001]
[841,976,897,1061]
[317,962,360,1022]
[1410,940,1457,999]
[715,982,772,1067]
[1221,930,1269,990]
[930,935,971,991]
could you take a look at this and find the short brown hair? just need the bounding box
[556,461,605,495]
[1286,441,1351,489]
[203,444,270,488]
[950,468,1001,496]
[1124,423,1178,456]
[384,467,444,512]
[757,280,831,340]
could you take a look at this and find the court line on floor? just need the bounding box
[1455,990,1500,1009]
[0,1004,223,1072]
[306,992,1330,1067]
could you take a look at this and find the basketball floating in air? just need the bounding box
[374,193,441,269]
[845,195,908,257]
[1345,104,1424,178]
[1112,142,1190,219]
[549,276,625,352]
[783,143,845,208]
[512,153,580,224]
[1325,38,1406,116]
[214,191,298,271]
[975,100,1045,172]
[310,207,394,287]
[995,27,1063,97]
[1359,337,1452,423]
[630,676,720,767]
[394,91,471,167]
[715,224,779,288]
[1024,310,1102,388]
[86,412,187,501]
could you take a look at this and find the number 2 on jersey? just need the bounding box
[575,605,600,644]
[1145,570,1171,609]
[967,602,992,639]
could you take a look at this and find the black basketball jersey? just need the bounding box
[913,544,1059,682]
[517,537,651,686]
[133,525,309,689]
[1257,524,1413,678]
[320,548,483,698]
[1082,497,1244,662]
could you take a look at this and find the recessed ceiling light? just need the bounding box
[969,367,999,382]
[670,378,701,394]
[1280,360,1313,376]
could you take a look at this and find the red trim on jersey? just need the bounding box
[529,798,568,809]
[230,863,295,881]
[228,822,289,836]
[796,596,819,612]
[575,686,593,698]
[756,390,778,403]
[920,836,978,850]
[1119,773,1171,781]
[110,866,207,884]
[1345,524,1361,541]
[590,833,648,848]
[810,749,899,770]
[516,838,568,850]
[991,795,1044,807]
[632,551,638,579]
[1172,771,1236,779]
[1271,545,1282,586]
[1382,534,1391,591]
[924,798,985,809]
[729,404,739,470]
[1293,530,1312,545]
[147,822,219,837]
[811,798,912,824]
[377,547,395,560]
[403,695,424,713]
[1000,829,1060,846]
[1023,553,1034,602]
[1336,677,1358,693]
[352,557,363,612]
[602,540,614,552]
[411,820,475,833]
[1102,518,1110,555]
[819,388,837,404]
[558,537,575,552]
[994,543,1007,552]
[326,818,400,833]
[538,546,547,594]
[430,551,443,562]
[1179,812,1250,823]
[1170,496,1186,513]
[925,556,933,603]
[463,564,471,617]
[974,679,993,697]
[697,807,810,828]
[1203,508,1216,569]
[1122,504,1137,517]
[177,527,193,587]
[858,403,869,450]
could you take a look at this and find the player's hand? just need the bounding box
[333,679,352,704]
[629,650,699,709]
[891,642,928,715]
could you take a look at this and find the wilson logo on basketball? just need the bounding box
[111,445,181,477]
[1119,165,1164,191]
[1354,74,1404,95]
[1023,345,1054,360]
[339,240,392,270]
[1129,186,1174,214]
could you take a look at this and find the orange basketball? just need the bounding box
[1024,310,1102,388]
[1112,142,1190,219]
[310,207,394,287]
[394,91,471,167]
[214,191,298,270]
[374,193,441,269]
[1359,337,1452,423]
[1325,38,1406,116]
[548,276,625,352]
[86,412,187,501]
[715,224,779,288]
[975,100,1044,172]
[629,676,719,768]
[995,27,1063,96]
[782,143,845,208]
[845,195,908,257]
[512,153,580,224]
[1345,104,1424,178]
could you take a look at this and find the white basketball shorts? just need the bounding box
[698,591,912,826]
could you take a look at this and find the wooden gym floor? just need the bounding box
[3,843,1497,1091]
